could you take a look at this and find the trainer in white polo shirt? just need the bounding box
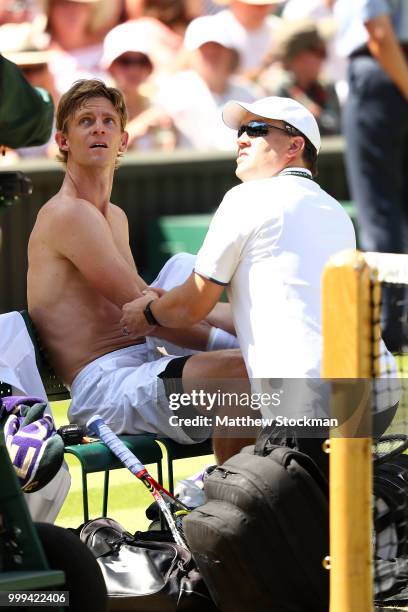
[120,97,356,385]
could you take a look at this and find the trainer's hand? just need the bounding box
[121,291,158,337]
[146,286,167,298]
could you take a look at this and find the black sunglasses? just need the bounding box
[237,121,290,139]
[115,55,152,67]
[21,64,48,75]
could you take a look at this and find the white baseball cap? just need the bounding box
[214,0,284,4]
[101,21,154,70]
[222,96,321,152]
[184,15,240,52]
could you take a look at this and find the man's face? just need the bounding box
[194,42,236,76]
[289,47,326,86]
[235,112,293,181]
[57,97,128,167]
[20,63,49,89]
[232,2,275,29]
[109,52,153,92]
[50,0,92,35]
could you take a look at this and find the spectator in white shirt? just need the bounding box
[282,0,347,103]
[206,0,283,74]
[44,0,109,95]
[101,20,176,150]
[156,14,260,149]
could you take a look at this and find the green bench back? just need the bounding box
[19,310,70,403]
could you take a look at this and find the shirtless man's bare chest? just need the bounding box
[28,194,146,385]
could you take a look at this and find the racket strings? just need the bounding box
[368,273,408,599]
[373,435,408,464]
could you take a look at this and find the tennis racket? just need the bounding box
[87,415,189,548]
[373,434,408,465]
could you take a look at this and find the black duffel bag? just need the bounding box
[374,453,408,603]
[78,517,218,611]
[183,431,329,612]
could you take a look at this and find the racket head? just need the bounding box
[373,434,408,465]
[147,481,188,547]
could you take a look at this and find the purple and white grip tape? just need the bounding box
[87,415,145,477]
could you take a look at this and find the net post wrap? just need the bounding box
[322,250,381,612]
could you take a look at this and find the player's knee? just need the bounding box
[215,349,247,378]
[185,349,247,380]
[167,252,195,269]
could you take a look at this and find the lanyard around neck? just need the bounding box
[278,168,313,180]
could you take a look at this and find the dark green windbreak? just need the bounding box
[0,55,54,149]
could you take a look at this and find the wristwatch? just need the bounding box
[143,299,161,326]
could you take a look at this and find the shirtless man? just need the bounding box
[27,79,248,464]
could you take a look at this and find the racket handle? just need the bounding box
[87,415,145,477]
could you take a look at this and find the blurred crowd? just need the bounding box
[0,0,347,159]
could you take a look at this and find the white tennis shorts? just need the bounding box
[68,341,201,443]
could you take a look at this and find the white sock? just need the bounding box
[207,327,239,351]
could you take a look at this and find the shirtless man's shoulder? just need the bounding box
[31,194,97,249]
[32,193,125,237]
[30,192,135,283]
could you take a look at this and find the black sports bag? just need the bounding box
[374,454,408,559]
[183,433,329,612]
[373,454,408,602]
[79,517,218,611]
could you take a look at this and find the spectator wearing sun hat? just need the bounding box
[2,22,59,159]
[281,0,347,102]
[202,0,284,74]
[256,19,341,135]
[0,2,103,100]
[101,20,177,151]
[155,14,260,149]
[104,16,181,77]
[3,45,58,108]
[43,0,110,95]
